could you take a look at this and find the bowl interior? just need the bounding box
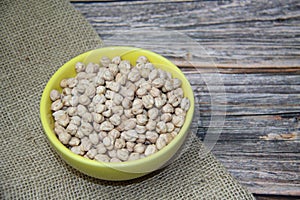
[40,46,194,179]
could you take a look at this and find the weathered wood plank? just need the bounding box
[187,73,300,116]
[182,71,300,195]
[186,73,300,86]
[195,115,300,140]
[218,157,299,172]
[179,79,299,195]
[212,140,299,195]
[180,67,300,74]
[232,170,299,186]
[243,181,300,196]
[195,85,300,94]
[212,141,299,154]
[72,0,300,68]
[72,0,300,197]
[254,195,300,200]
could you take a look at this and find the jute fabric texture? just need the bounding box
[0,0,254,199]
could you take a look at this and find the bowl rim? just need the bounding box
[40,46,195,171]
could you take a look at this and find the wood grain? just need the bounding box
[72,0,300,197]
[190,73,300,196]
[72,0,300,69]
[254,194,300,200]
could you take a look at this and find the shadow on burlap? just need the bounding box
[0,0,254,199]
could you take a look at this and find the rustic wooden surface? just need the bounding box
[71,0,300,199]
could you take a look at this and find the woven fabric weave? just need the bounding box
[0,0,254,199]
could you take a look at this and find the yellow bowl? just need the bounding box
[40,46,194,181]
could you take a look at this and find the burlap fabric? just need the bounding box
[0,0,254,199]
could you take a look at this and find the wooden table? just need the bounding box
[72,1,300,199]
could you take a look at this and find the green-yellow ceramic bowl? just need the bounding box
[40,46,194,181]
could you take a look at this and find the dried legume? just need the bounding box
[50,55,190,162]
